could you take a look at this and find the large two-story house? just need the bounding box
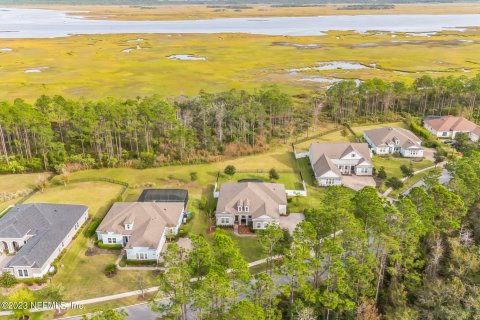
[0,203,88,279]
[423,116,480,142]
[215,181,287,230]
[96,189,187,261]
[309,142,373,186]
[364,127,423,158]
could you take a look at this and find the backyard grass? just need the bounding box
[218,171,303,190]
[0,28,479,101]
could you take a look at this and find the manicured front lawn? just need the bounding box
[372,156,434,179]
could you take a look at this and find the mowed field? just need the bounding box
[0,28,479,101]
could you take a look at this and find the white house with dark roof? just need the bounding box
[424,116,480,141]
[215,181,287,230]
[0,203,88,279]
[96,201,184,261]
[309,142,373,186]
[364,127,423,158]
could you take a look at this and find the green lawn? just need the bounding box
[372,156,434,180]
[218,171,303,190]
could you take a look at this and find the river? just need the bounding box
[1,8,480,38]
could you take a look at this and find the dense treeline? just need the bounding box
[151,149,480,319]
[0,87,314,173]
[324,74,480,124]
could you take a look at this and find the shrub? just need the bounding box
[178,226,188,237]
[104,264,117,277]
[385,177,404,190]
[269,168,280,180]
[377,167,387,179]
[400,164,414,177]
[126,259,157,266]
[97,242,123,250]
[84,219,100,237]
[190,172,198,181]
[224,165,236,176]
[0,272,18,288]
[434,150,447,164]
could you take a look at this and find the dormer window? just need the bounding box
[125,223,133,230]
[244,206,249,212]
[351,153,356,157]
[237,205,243,212]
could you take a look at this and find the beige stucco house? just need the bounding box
[215,181,287,230]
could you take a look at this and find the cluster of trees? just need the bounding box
[324,74,480,124]
[0,87,314,173]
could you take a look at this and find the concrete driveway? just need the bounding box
[279,212,305,234]
[342,175,376,191]
[423,147,436,162]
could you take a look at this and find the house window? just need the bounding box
[18,269,29,278]
[237,206,243,212]
[256,223,262,229]
[244,206,249,212]
[325,178,336,185]
[351,153,356,157]
[221,218,229,224]
[442,132,448,136]
[125,224,133,230]
[136,252,148,260]
[107,238,117,244]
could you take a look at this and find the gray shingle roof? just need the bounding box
[0,203,87,268]
[364,127,421,149]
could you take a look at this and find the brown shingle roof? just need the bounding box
[216,182,286,220]
[364,127,421,149]
[425,116,479,132]
[97,202,183,249]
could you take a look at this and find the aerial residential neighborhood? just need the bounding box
[1,1,480,319]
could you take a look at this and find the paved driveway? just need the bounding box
[279,213,305,234]
[342,175,376,191]
[423,147,436,162]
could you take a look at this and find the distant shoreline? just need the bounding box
[3,3,480,21]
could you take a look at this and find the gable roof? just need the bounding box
[364,127,421,149]
[309,142,372,177]
[96,202,184,249]
[0,203,88,268]
[424,116,479,132]
[216,182,286,220]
